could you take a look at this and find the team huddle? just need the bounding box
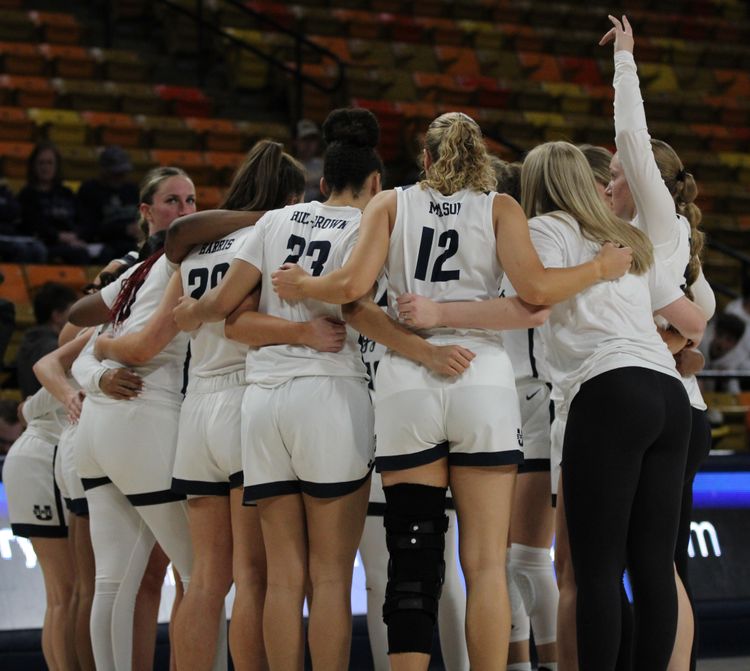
[4,17,714,671]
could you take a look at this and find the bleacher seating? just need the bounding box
[0,0,748,428]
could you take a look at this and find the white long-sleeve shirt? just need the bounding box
[614,49,715,410]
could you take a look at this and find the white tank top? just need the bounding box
[385,185,503,347]
[499,281,549,383]
[20,387,66,445]
[99,255,189,403]
[234,201,367,386]
[181,228,252,381]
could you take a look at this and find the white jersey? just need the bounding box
[98,254,189,403]
[529,212,682,408]
[385,185,503,347]
[20,386,67,445]
[358,280,389,392]
[181,228,252,381]
[500,276,548,383]
[234,201,367,386]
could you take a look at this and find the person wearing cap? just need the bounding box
[76,145,140,259]
[294,118,324,202]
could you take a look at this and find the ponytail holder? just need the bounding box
[676,168,687,182]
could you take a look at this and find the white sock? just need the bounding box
[507,663,532,670]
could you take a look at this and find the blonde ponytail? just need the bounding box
[421,112,496,195]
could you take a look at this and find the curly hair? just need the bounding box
[650,139,704,296]
[421,113,496,195]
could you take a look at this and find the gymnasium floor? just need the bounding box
[698,659,750,670]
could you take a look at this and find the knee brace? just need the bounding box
[508,556,530,643]
[382,483,448,655]
[509,543,559,645]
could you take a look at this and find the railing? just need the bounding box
[104,0,347,127]
[706,237,750,300]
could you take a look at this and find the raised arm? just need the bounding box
[224,291,347,352]
[271,189,394,304]
[165,210,264,263]
[495,194,632,305]
[94,272,183,366]
[343,297,475,377]
[603,15,678,254]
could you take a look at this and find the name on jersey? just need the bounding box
[428,201,461,217]
[289,210,348,229]
[198,238,235,255]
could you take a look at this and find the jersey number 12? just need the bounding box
[414,226,461,282]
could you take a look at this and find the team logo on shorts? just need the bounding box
[33,505,53,521]
[517,429,524,447]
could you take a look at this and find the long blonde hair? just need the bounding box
[521,142,653,275]
[650,139,704,294]
[421,112,496,195]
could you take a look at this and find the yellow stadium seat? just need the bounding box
[27,107,86,146]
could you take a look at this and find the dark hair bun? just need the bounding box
[322,108,379,149]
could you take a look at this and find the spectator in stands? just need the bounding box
[76,146,140,260]
[0,179,47,262]
[0,398,22,456]
[16,282,78,398]
[18,141,90,264]
[703,313,750,393]
[294,119,324,202]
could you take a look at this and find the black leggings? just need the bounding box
[676,407,712,671]
[563,367,691,671]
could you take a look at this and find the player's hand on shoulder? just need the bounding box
[304,316,347,353]
[99,368,143,400]
[424,344,475,377]
[173,296,202,332]
[397,293,442,330]
[271,263,310,301]
[595,242,633,280]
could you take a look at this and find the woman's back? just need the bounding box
[386,185,502,345]
[235,201,367,385]
[529,211,679,406]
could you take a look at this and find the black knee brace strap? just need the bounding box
[382,483,448,654]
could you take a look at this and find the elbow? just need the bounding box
[340,276,369,304]
[517,287,551,307]
[165,216,188,263]
[124,348,152,367]
[529,306,550,327]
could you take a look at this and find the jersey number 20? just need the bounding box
[188,263,230,298]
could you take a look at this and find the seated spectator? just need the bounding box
[18,141,90,264]
[0,180,47,262]
[16,282,77,398]
[703,313,750,393]
[0,399,22,457]
[294,119,323,202]
[76,145,140,259]
[0,274,15,366]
